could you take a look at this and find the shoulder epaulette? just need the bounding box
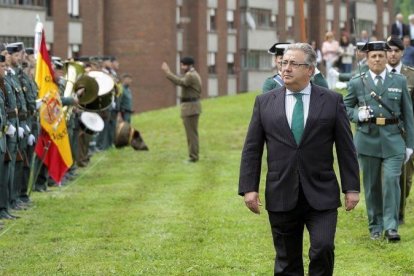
[403,65,414,72]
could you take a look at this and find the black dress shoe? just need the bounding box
[0,210,15,220]
[370,232,381,240]
[385,230,401,242]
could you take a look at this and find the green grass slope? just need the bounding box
[0,92,413,275]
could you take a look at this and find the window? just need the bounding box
[227,53,235,74]
[208,52,216,74]
[68,0,79,18]
[207,8,217,31]
[227,10,235,31]
[250,9,275,29]
[243,51,272,70]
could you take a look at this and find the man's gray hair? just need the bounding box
[284,43,317,67]
[409,14,414,21]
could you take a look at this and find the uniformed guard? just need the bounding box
[344,41,414,242]
[119,73,133,123]
[262,43,290,93]
[0,53,13,221]
[386,35,414,224]
[161,56,202,162]
[7,43,29,210]
[0,46,20,219]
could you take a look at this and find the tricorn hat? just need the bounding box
[268,43,290,56]
[361,41,391,52]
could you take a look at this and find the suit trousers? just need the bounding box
[182,114,199,161]
[359,153,404,233]
[268,187,338,276]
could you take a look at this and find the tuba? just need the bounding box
[62,62,99,121]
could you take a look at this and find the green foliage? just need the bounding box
[0,92,413,275]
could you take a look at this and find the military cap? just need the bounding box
[110,56,117,62]
[25,47,34,55]
[268,42,290,56]
[6,45,19,54]
[360,41,391,52]
[52,56,63,69]
[387,36,404,50]
[0,55,5,62]
[101,56,112,61]
[8,42,24,52]
[356,42,366,50]
[180,56,194,65]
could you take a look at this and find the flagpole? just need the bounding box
[27,140,51,196]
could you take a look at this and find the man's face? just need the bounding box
[367,50,387,74]
[0,62,5,77]
[10,52,20,66]
[387,46,403,67]
[180,63,190,73]
[274,55,283,72]
[281,49,313,91]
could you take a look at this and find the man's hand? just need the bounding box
[405,148,413,164]
[345,192,359,211]
[244,191,261,214]
[161,62,170,73]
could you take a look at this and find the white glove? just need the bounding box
[6,124,16,137]
[18,127,24,138]
[405,148,413,164]
[111,100,116,109]
[27,134,36,146]
[329,67,340,78]
[25,125,31,133]
[358,106,373,122]
[35,99,42,110]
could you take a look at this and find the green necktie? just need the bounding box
[291,93,304,144]
[376,75,383,91]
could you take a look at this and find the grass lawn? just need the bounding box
[0,92,413,275]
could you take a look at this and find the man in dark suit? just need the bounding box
[239,43,360,276]
[391,13,409,40]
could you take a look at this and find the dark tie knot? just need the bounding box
[293,93,303,101]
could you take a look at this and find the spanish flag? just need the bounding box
[35,27,73,183]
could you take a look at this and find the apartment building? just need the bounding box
[0,0,395,112]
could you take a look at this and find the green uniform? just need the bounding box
[344,70,414,234]
[262,71,328,93]
[166,67,202,162]
[119,84,133,123]
[262,74,284,93]
[0,86,9,212]
[9,68,28,209]
[3,73,19,210]
[398,65,414,221]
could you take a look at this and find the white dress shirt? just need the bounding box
[386,63,402,74]
[369,70,387,85]
[285,83,311,128]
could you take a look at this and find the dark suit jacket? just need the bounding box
[238,84,360,212]
[391,22,410,38]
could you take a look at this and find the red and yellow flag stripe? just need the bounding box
[35,30,73,183]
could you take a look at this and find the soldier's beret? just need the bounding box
[387,36,404,50]
[361,41,391,52]
[268,42,290,56]
[180,56,194,65]
[25,47,34,55]
[0,55,5,62]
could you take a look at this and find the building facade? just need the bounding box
[0,0,395,112]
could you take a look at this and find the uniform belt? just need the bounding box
[181,97,199,103]
[7,111,17,118]
[19,112,27,121]
[364,117,399,125]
